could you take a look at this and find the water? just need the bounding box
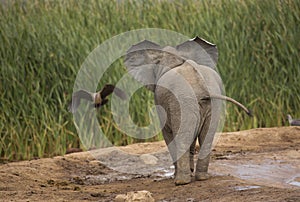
[234,185,261,191]
[87,147,300,188]
[288,177,300,187]
[211,154,300,188]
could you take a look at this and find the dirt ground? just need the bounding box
[1,127,300,202]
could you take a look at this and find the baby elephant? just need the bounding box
[125,37,251,185]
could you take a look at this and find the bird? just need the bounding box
[68,84,127,113]
[287,114,300,126]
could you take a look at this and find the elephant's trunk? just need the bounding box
[201,94,252,116]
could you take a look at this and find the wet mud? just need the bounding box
[0,127,299,201]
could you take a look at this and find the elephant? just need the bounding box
[124,37,251,185]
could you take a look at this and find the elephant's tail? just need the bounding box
[202,94,253,117]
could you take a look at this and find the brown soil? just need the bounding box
[1,127,300,202]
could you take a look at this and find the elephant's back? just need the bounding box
[155,60,222,102]
[172,61,211,100]
[178,60,222,97]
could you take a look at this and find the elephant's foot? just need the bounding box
[174,150,192,185]
[195,172,211,181]
[195,153,211,181]
[175,174,192,185]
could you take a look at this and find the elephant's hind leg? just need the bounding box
[174,129,198,185]
[175,150,192,185]
[195,116,214,181]
[195,153,211,181]
[164,134,192,185]
[161,127,178,177]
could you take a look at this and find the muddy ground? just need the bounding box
[1,127,300,201]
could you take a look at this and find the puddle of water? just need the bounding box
[153,166,175,178]
[212,158,300,189]
[234,185,261,191]
[160,169,174,178]
[289,181,300,187]
[287,176,300,187]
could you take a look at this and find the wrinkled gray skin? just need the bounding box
[125,37,248,185]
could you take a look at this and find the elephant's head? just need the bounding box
[124,37,218,91]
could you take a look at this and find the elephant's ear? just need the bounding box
[176,36,218,69]
[125,40,162,68]
[124,40,162,91]
[127,40,161,53]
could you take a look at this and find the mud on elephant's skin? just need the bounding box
[125,37,251,185]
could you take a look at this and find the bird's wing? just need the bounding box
[99,84,115,99]
[68,89,94,113]
[100,84,127,100]
[73,89,94,101]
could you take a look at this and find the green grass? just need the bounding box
[0,0,299,161]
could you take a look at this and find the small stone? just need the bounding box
[115,194,127,202]
[140,154,158,165]
[115,190,154,202]
[73,186,81,191]
[89,160,101,166]
[47,179,55,185]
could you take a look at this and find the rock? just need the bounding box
[140,154,158,165]
[115,190,155,202]
[115,194,127,202]
[88,160,101,166]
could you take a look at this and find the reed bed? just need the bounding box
[0,0,299,161]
